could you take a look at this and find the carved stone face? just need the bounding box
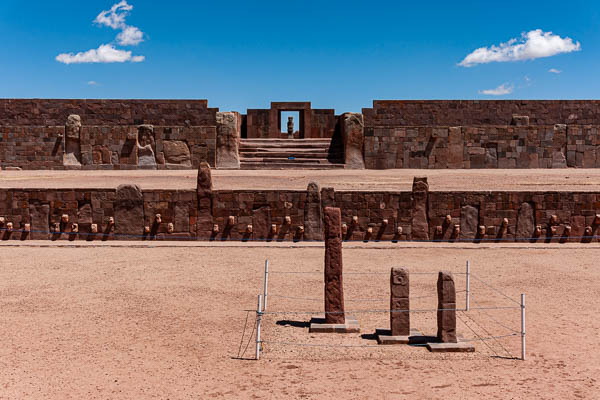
[392,270,408,286]
[138,125,155,147]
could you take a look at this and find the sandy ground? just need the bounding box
[0,242,598,399]
[2,169,600,191]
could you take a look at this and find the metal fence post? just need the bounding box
[256,294,263,361]
[521,293,526,361]
[466,260,471,311]
[263,259,269,311]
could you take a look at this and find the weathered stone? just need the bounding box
[390,267,409,336]
[63,114,82,166]
[437,271,457,343]
[137,125,156,168]
[485,148,498,168]
[216,112,241,169]
[552,151,567,168]
[77,203,93,225]
[341,113,365,169]
[516,202,535,241]
[460,205,479,240]
[303,181,322,241]
[163,140,191,165]
[411,177,429,240]
[114,184,144,237]
[511,115,530,126]
[196,162,213,237]
[29,202,49,240]
[252,206,271,240]
[324,207,345,324]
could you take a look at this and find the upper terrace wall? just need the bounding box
[0,99,217,126]
[2,99,600,169]
[363,100,600,126]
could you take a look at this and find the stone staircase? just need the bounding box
[239,138,344,169]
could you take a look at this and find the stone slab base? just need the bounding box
[309,317,360,333]
[426,341,475,353]
[376,328,428,345]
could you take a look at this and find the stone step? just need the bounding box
[240,162,345,170]
[240,143,331,150]
[240,157,339,164]
[241,138,331,144]
[240,151,329,158]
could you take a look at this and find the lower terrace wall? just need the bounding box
[363,125,600,169]
[1,186,599,243]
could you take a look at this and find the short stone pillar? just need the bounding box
[303,182,322,241]
[287,116,294,138]
[341,113,365,169]
[436,271,457,343]
[324,206,345,324]
[114,184,144,239]
[63,114,82,167]
[411,177,429,240]
[196,162,214,238]
[216,112,241,169]
[137,124,157,168]
[390,267,410,336]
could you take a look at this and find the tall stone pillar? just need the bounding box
[216,112,241,169]
[63,114,82,167]
[303,182,322,241]
[390,267,410,336]
[436,271,457,343]
[411,177,429,240]
[341,113,365,169]
[196,162,214,239]
[324,206,345,324]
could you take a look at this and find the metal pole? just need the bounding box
[256,294,263,361]
[521,293,526,361]
[466,260,470,311]
[263,259,269,311]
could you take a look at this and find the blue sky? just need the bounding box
[0,1,598,112]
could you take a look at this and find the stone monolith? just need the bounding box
[390,267,410,336]
[437,271,457,343]
[324,206,344,324]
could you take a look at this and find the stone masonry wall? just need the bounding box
[1,125,216,170]
[1,187,599,243]
[363,125,600,169]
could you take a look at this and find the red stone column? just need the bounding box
[390,267,410,336]
[437,271,457,343]
[324,206,345,324]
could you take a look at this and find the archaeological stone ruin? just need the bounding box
[1,99,600,243]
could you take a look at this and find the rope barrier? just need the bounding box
[469,274,521,306]
[469,294,520,334]
[268,271,467,275]
[250,305,519,315]
[269,290,467,303]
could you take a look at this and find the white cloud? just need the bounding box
[56,44,145,64]
[459,29,580,67]
[94,1,133,30]
[56,1,145,64]
[95,1,145,45]
[87,81,99,85]
[117,26,144,45]
[479,83,514,96]
[549,68,562,74]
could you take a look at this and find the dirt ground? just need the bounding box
[2,168,600,191]
[0,242,598,399]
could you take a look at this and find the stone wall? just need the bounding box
[363,125,600,169]
[2,185,599,243]
[1,125,216,170]
[0,99,216,126]
[363,100,600,126]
